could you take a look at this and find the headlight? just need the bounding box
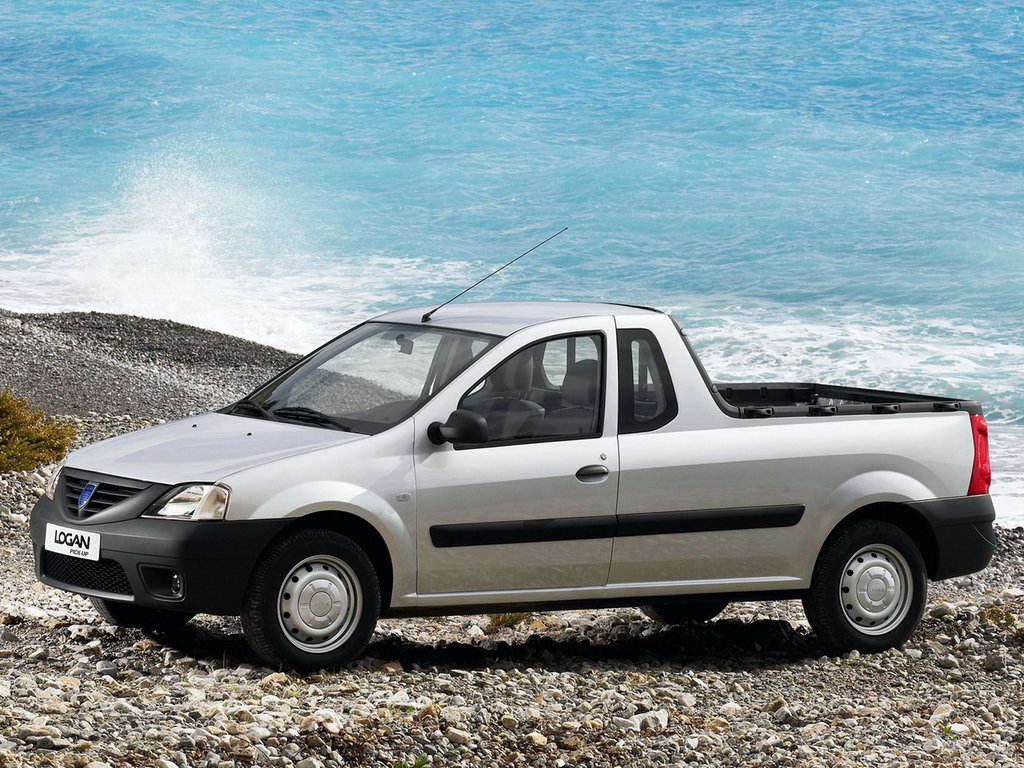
[45,460,66,500]
[145,484,230,521]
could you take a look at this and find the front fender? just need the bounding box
[232,479,416,605]
[220,421,418,605]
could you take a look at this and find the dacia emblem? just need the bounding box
[78,482,98,511]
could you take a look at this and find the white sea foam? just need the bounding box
[0,150,478,352]
[989,425,1024,527]
[676,299,1024,424]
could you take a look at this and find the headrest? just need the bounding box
[561,359,599,407]
[491,353,534,394]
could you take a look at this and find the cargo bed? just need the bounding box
[714,382,984,418]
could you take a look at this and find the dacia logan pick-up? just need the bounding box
[30,302,996,669]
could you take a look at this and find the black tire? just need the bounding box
[642,600,728,625]
[803,520,926,653]
[241,528,380,671]
[90,596,194,632]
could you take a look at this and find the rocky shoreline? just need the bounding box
[1,308,1022,768]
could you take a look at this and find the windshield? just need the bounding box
[237,323,498,434]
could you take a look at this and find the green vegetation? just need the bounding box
[981,606,1024,643]
[0,388,75,472]
[393,757,430,768]
[485,612,531,633]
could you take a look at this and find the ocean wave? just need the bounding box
[677,299,1024,426]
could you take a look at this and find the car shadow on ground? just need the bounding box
[149,615,829,674]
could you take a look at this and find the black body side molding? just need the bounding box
[430,504,805,548]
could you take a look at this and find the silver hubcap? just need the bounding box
[839,544,912,635]
[278,555,362,653]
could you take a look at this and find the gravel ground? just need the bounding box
[1,308,1022,768]
[0,308,298,419]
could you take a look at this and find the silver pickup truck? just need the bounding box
[30,302,995,670]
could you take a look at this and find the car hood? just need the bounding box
[66,412,366,485]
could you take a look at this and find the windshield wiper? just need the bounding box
[227,399,278,421]
[272,406,354,432]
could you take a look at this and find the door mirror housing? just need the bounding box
[428,409,489,446]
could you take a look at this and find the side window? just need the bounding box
[618,329,677,433]
[460,333,603,443]
[539,335,599,388]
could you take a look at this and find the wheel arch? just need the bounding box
[822,502,940,580]
[270,511,396,610]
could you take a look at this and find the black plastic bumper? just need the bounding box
[906,495,997,581]
[30,495,291,615]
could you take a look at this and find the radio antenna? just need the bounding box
[420,227,568,323]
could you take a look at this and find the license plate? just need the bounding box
[44,523,100,561]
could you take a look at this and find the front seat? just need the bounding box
[465,353,545,440]
[538,359,599,436]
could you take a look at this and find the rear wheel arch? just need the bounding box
[823,502,939,580]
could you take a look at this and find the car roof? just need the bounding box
[371,301,663,336]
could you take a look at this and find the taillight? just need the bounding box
[968,413,991,495]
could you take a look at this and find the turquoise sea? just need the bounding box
[1,1,1022,521]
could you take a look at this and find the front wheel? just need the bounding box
[241,528,380,671]
[91,597,194,632]
[803,520,926,653]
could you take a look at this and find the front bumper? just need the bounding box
[30,495,290,615]
[907,495,997,581]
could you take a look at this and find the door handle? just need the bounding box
[575,464,609,483]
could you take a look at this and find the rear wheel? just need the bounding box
[91,597,194,632]
[642,600,728,625]
[241,528,380,671]
[803,520,926,653]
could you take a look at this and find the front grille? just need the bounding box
[42,551,133,596]
[63,472,147,519]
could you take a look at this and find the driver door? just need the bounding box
[414,324,619,596]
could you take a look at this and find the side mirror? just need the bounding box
[428,409,488,445]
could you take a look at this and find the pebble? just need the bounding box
[928,703,955,724]
[613,716,640,732]
[763,696,787,713]
[444,727,472,745]
[34,735,72,750]
[982,651,1007,671]
[634,710,669,732]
